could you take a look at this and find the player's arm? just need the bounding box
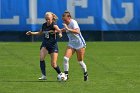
[61,28,66,32]
[54,25,62,38]
[63,23,80,34]
[26,30,43,35]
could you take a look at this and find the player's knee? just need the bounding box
[63,56,69,64]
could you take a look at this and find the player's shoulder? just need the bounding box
[70,19,78,25]
[42,22,47,26]
[52,22,57,26]
[71,19,77,23]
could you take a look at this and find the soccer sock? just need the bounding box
[84,72,88,76]
[64,71,68,75]
[40,60,46,76]
[63,56,69,75]
[53,66,61,74]
[79,61,87,73]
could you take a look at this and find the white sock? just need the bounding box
[63,56,69,72]
[79,61,87,73]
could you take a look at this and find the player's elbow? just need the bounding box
[75,29,80,34]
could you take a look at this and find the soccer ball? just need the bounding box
[57,73,67,81]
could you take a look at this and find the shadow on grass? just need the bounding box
[0,80,60,83]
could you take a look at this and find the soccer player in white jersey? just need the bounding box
[61,11,88,81]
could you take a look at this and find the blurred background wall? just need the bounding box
[0,0,140,41]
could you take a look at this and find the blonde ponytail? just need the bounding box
[52,13,58,22]
[45,12,58,22]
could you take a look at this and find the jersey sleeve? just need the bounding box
[72,20,79,29]
[41,23,45,31]
[53,22,57,26]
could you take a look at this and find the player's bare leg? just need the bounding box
[39,47,48,80]
[63,46,75,79]
[76,48,88,81]
[50,53,61,74]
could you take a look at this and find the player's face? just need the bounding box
[62,16,70,24]
[45,14,53,24]
[62,16,67,23]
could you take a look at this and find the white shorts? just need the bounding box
[68,42,86,50]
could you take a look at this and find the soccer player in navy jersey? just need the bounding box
[26,12,62,80]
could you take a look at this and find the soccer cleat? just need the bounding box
[84,72,88,81]
[57,73,67,81]
[64,71,69,80]
[38,75,46,80]
[66,74,69,80]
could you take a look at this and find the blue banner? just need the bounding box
[0,0,139,31]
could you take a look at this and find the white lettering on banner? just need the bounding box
[103,0,134,24]
[0,0,134,25]
[27,0,45,24]
[0,0,19,25]
[0,16,19,25]
[67,0,94,24]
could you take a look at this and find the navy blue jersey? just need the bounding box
[42,22,57,42]
[40,22,58,54]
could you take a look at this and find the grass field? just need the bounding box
[0,42,140,93]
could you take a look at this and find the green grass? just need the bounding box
[0,42,140,93]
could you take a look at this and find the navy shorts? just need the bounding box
[40,41,58,54]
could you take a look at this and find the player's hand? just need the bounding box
[59,33,62,38]
[26,31,32,35]
[61,28,66,32]
[62,23,69,30]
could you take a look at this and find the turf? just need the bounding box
[0,42,140,93]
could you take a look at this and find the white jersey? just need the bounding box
[66,19,86,49]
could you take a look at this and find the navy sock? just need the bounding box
[40,60,46,76]
[53,66,61,74]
